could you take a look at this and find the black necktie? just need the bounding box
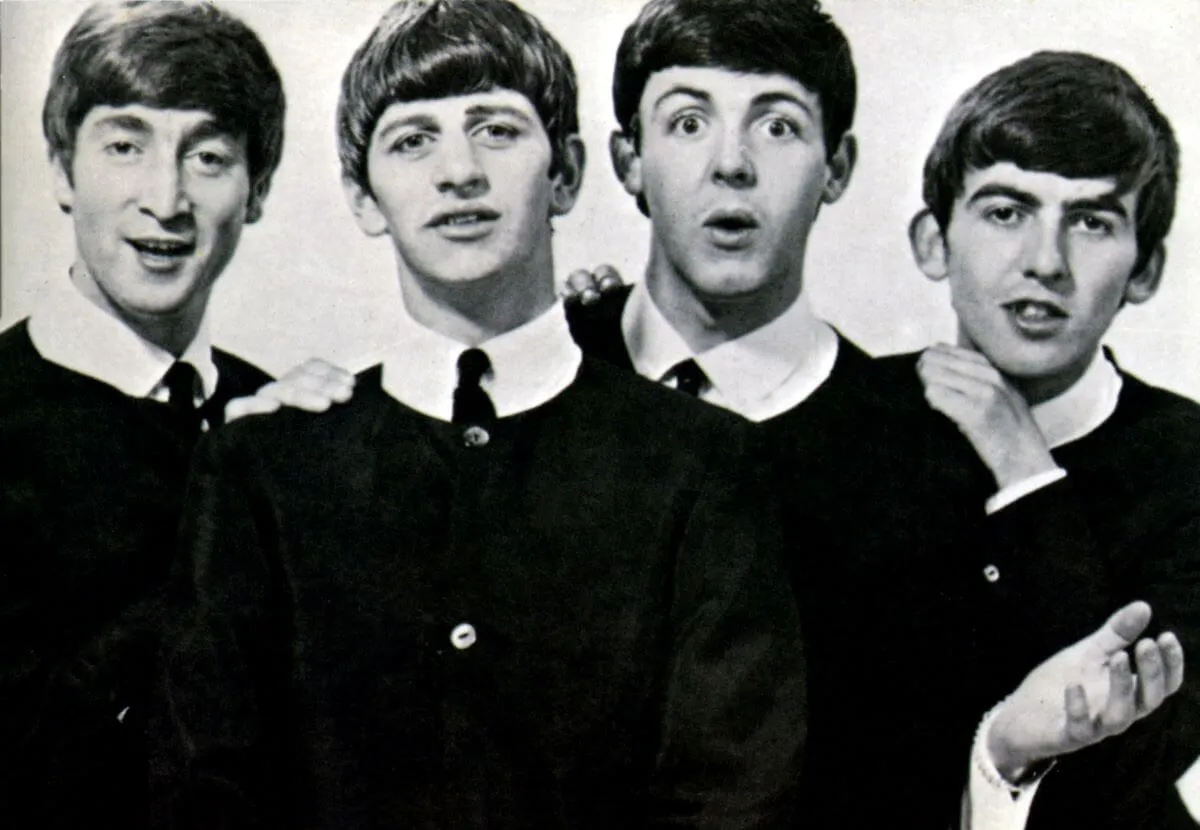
[668,358,708,398]
[453,348,497,425]
[163,361,202,432]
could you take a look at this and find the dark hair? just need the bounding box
[42,1,286,199]
[922,51,1179,272]
[337,0,579,194]
[612,0,856,156]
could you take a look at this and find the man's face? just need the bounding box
[55,104,257,326]
[625,66,849,303]
[351,89,573,288]
[934,162,1158,386]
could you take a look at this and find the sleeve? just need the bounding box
[962,706,1045,830]
[972,475,1200,829]
[148,430,293,830]
[649,425,807,830]
[984,468,1067,515]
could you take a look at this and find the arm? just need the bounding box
[224,357,355,422]
[149,430,292,830]
[651,428,806,829]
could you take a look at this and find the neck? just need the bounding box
[398,249,557,346]
[71,265,203,357]
[644,249,802,354]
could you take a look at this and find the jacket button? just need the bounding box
[982,564,1001,583]
[450,622,477,650]
[462,426,489,448]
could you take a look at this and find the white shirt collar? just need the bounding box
[1031,349,1122,449]
[28,275,217,401]
[620,280,838,422]
[381,298,582,422]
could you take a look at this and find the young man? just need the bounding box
[565,1,1185,827]
[0,3,349,826]
[895,50,1198,828]
[152,1,805,826]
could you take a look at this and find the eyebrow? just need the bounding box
[463,104,536,126]
[89,113,152,136]
[651,86,712,113]
[748,91,817,121]
[966,183,1130,219]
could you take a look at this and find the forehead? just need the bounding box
[639,66,823,117]
[370,89,545,137]
[960,162,1134,208]
[78,104,239,141]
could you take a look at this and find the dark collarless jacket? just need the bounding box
[568,289,1199,827]
[871,352,1200,830]
[0,319,271,829]
[153,358,807,830]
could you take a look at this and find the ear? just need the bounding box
[909,209,949,281]
[609,130,643,199]
[821,133,857,205]
[341,176,389,237]
[549,134,586,218]
[244,176,271,225]
[1123,245,1165,305]
[52,155,74,214]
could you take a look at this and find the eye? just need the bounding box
[668,112,707,138]
[474,122,521,147]
[105,140,141,158]
[391,132,433,154]
[983,204,1024,226]
[1071,213,1115,236]
[761,117,800,140]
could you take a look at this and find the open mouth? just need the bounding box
[428,209,500,228]
[1004,300,1068,323]
[703,210,759,248]
[127,238,195,270]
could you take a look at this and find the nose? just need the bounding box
[137,159,190,221]
[711,128,756,189]
[1021,220,1069,283]
[434,133,489,198]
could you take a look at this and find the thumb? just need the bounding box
[1089,601,1152,655]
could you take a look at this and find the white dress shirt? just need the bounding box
[620,280,838,422]
[380,298,582,421]
[28,276,218,406]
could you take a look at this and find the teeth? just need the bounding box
[135,241,188,254]
[444,214,485,226]
[1013,301,1057,321]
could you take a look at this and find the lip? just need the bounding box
[1001,298,1070,338]
[426,207,501,240]
[126,237,196,272]
[702,208,759,250]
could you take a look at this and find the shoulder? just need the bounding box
[1111,372,1200,467]
[212,347,274,398]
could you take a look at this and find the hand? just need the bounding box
[916,344,1058,489]
[561,263,625,305]
[225,358,356,422]
[988,601,1185,780]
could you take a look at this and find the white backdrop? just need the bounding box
[3,0,1198,398]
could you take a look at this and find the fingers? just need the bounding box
[1064,682,1094,746]
[594,263,625,292]
[1098,650,1136,733]
[1090,601,1153,654]
[278,358,356,398]
[563,269,602,305]
[1159,631,1185,695]
[225,395,282,423]
[1134,638,1168,712]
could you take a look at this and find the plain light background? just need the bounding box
[3,0,1198,398]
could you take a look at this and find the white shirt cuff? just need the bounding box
[985,468,1068,515]
[1177,754,1200,821]
[964,705,1044,830]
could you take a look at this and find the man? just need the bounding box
[895,50,1198,828]
[152,1,804,826]
[564,1,1185,827]
[0,4,349,825]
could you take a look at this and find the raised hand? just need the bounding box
[987,601,1185,781]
